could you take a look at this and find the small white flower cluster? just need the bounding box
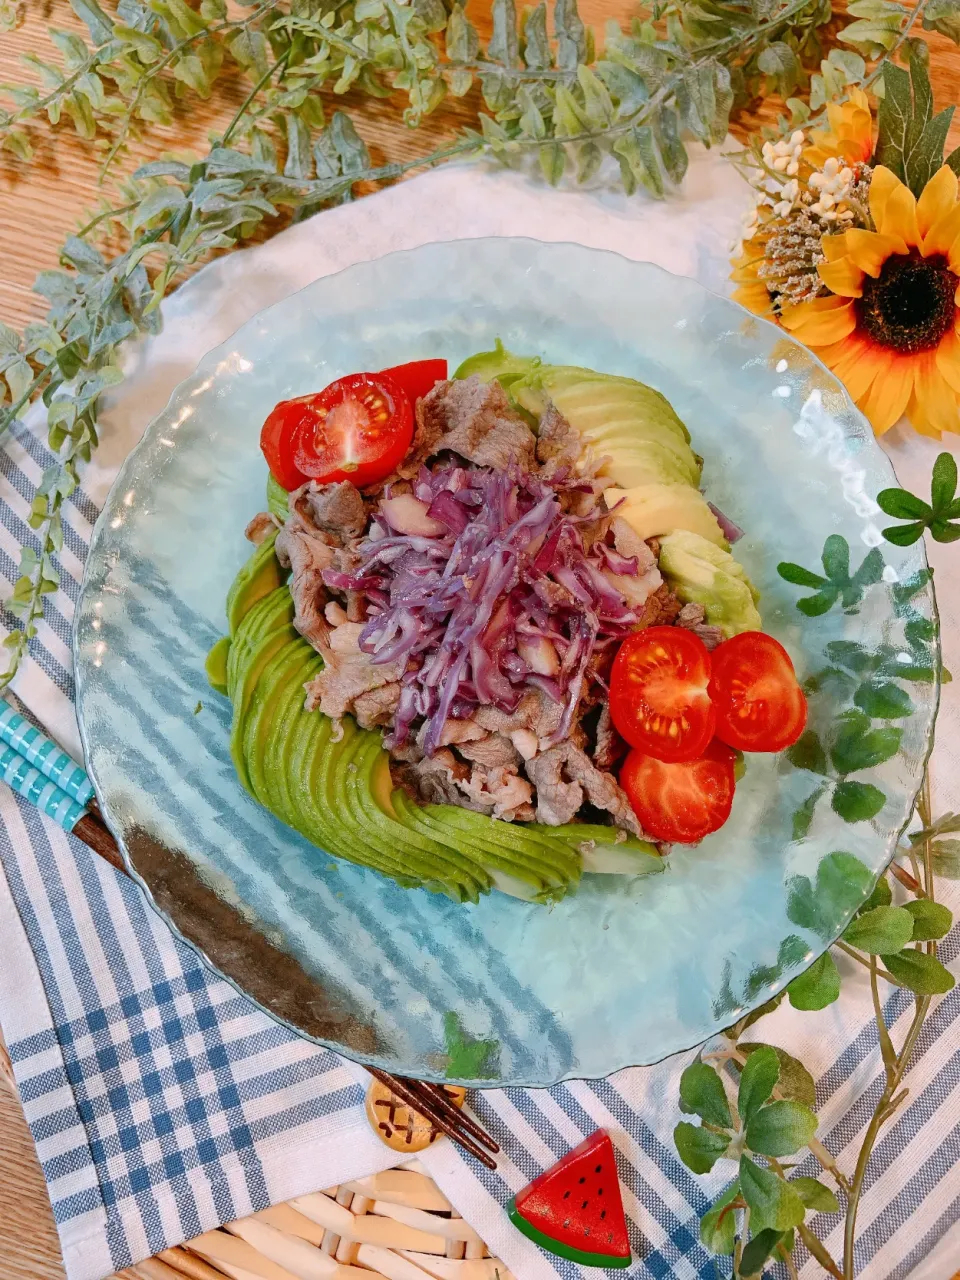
[762,131,805,176]
[808,157,856,221]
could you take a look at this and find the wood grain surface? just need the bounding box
[1,4,960,1279]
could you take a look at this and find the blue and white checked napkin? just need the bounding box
[1,154,959,1280]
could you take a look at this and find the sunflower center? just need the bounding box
[857,250,957,354]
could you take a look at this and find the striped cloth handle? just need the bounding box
[0,700,94,806]
[0,743,87,833]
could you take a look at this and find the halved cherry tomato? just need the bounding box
[710,631,807,753]
[620,739,737,844]
[379,358,447,404]
[609,626,716,763]
[260,398,311,491]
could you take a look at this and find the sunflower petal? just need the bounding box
[913,355,959,437]
[778,299,856,345]
[821,234,851,263]
[918,165,960,239]
[935,326,960,395]
[843,229,908,277]
[922,204,960,259]
[827,337,886,403]
[878,181,921,248]
[869,166,901,230]
[859,354,916,434]
[733,282,774,316]
[817,255,864,298]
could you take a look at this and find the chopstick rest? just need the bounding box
[0,741,88,832]
[0,699,94,805]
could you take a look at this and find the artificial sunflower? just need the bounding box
[802,87,874,169]
[780,165,960,437]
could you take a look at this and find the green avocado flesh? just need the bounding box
[658,529,762,637]
[210,487,661,901]
[506,1203,631,1270]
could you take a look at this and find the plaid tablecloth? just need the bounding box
[0,153,958,1280]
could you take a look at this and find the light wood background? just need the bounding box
[1,3,960,1278]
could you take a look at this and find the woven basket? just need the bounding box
[114,1164,512,1280]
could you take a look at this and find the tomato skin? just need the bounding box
[620,739,737,844]
[710,631,807,753]
[260,399,311,491]
[609,626,716,764]
[290,372,414,489]
[379,358,447,404]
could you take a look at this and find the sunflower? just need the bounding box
[803,88,874,169]
[780,165,960,437]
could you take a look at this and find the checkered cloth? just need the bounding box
[1,156,959,1280]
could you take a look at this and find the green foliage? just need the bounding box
[679,1060,732,1127]
[883,948,955,993]
[738,1042,816,1106]
[903,898,953,941]
[842,904,915,953]
[777,536,884,616]
[746,1099,818,1156]
[787,851,875,939]
[788,949,841,1009]
[790,1176,839,1213]
[699,1180,740,1254]
[738,1043,779,1121]
[739,1156,806,1232]
[674,1120,730,1172]
[878,452,960,545]
[875,40,955,199]
[443,1011,499,1078]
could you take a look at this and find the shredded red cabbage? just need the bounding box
[707,501,744,544]
[323,463,642,756]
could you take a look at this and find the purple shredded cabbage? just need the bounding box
[708,501,744,545]
[322,463,643,755]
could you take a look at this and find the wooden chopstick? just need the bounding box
[69,811,499,1167]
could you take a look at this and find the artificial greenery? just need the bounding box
[876,450,960,545]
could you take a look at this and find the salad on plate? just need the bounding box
[206,348,808,903]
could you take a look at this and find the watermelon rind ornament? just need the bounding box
[506,1129,631,1269]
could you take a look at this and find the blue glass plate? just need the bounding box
[74,239,938,1086]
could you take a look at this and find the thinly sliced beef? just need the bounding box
[275,515,335,652]
[353,683,402,729]
[593,703,626,771]
[456,733,521,770]
[676,602,724,650]
[399,376,536,477]
[473,689,564,741]
[415,718,487,751]
[536,403,582,470]
[601,517,663,609]
[303,622,404,719]
[244,511,276,545]
[458,765,534,821]
[291,480,367,540]
[399,750,470,806]
[637,582,683,628]
[526,741,643,836]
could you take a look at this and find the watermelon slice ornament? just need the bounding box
[506,1129,631,1269]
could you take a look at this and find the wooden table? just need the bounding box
[1,4,960,1277]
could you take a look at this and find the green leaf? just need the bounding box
[488,0,519,66]
[909,106,956,195]
[790,1177,839,1213]
[700,1182,739,1255]
[792,786,825,841]
[924,0,960,42]
[679,1061,732,1128]
[860,874,893,913]
[931,451,958,513]
[930,519,960,543]
[757,41,801,97]
[522,4,550,69]
[738,1044,779,1121]
[830,712,902,775]
[903,899,953,941]
[70,0,114,44]
[821,534,849,581]
[739,1044,816,1108]
[787,731,828,775]
[746,1100,817,1157]
[613,126,664,198]
[883,521,927,546]
[788,951,841,1010]
[854,680,913,719]
[554,0,587,71]
[883,949,956,994]
[739,1228,785,1276]
[797,587,841,616]
[930,838,960,878]
[876,488,932,520]
[739,1157,806,1233]
[843,905,915,954]
[787,851,875,938]
[778,562,827,589]
[832,780,887,823]
[442,1012,499,1079]
[674,1121,730,1173]
[538,142,566,185]
[133,187,187,229]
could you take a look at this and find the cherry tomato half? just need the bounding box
[379,358,447,404]
[619,739,737,844]
[609,626,716,763]
[260,398,311,491]
[709,631,807,753]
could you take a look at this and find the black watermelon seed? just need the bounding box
[601,1210,607,1220]
[579,1176,586,1184]
[563,1190,570,1199]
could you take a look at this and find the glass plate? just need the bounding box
[74,239,938,1086]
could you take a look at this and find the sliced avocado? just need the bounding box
[205,635,230,695]
[658,529,762,637]
[453,340,541,389]
[229,589,298,792]
[605,484,727,548]
[514,365,692,444]
[226,531,286,636]
[227,585,294,700]
[578,839,662,877]
[267,473,290,523]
